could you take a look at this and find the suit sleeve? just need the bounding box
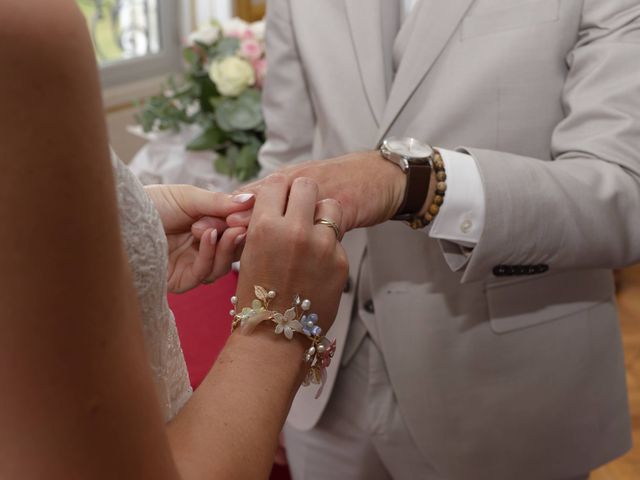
[259,0,316,174]
[460,0,640,283]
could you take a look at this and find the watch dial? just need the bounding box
[386,137,433,158]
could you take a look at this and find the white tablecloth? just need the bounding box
[128,125,241,193]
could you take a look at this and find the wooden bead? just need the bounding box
[434,195,444,206]
[436,181,447,192]
[425,213,434,222]
[433,159,445,171]
[428,203,440,216]
[436,171,447,182]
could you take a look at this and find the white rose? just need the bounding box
[209,56,256,97]
[222,17,250,38]
[188,23,220,46]
[249,20,266,41]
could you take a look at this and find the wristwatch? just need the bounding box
[379,136,433,222]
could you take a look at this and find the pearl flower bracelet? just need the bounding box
[230,286,336,398]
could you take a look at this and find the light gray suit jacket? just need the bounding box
[260,0,640,478]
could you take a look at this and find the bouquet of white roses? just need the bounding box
[136,18,267,181]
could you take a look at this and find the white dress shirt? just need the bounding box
[402,0,486,257]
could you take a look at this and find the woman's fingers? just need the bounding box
[314,199,343,241]
[191,216,227,239]
[193,228,218,284]
[212,226,247,279]
[226,209,253,228]
[251,174,289,220]
[285,177,319,224]
[182,186,255,218]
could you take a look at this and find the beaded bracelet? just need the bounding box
[229,286,336,399]
[409,149,447,230]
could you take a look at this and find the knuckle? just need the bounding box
[288,224,309,247]
[251,218,273,237]
[315,233,335,255]
[264,173,288,185]
[293,176,318,189]
[334,249,350,275]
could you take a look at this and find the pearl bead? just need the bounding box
[230,296,238,305]
[307,346,316,356]
[268,290,276,299]
[317,344,326,354]
[307,320,314,328]
[229,309,236,316]
[301,299,311,311]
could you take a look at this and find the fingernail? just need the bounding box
[234,233,247,246]
[233,193,254,204]
[210,229,218,245]
[193,219,209,230]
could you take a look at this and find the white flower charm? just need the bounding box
[209,56,256,96]
[273,307,303,340]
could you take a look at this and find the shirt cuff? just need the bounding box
[427,148,485,247]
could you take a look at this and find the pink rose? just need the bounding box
[239,38,263,62]
[252,58,267,88]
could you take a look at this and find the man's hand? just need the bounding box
[227,152,406,234]
[145,185,254,293]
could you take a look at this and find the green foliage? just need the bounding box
[135,31,264,181]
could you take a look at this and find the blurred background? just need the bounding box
[76,1,640,478]
[81,0,264,164]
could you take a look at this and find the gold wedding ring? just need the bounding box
[315,218,340,239]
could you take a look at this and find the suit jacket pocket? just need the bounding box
[462,0,560,39]
[487,269,615,334]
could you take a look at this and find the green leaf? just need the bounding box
[183,47,201,68]
[186,126,227,151]
[214,155,233,176]
[212,37,241,59]
[215,91,264,132]
[192,71,218,113]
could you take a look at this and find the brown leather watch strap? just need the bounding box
[395,162,432,216]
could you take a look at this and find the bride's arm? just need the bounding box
[167,175,348,479]
[0,2,347,479]
[0,1,178,478]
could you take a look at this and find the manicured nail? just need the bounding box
[210,229,218,245]
[233,193,254,204]
[234,233,247,246]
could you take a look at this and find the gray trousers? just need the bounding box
[284,336,590,480]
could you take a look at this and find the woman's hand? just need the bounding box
[145,185,254,293]
[235,175,349,335]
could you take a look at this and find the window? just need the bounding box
[77,0,180,87]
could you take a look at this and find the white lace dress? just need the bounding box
[111,153,193,422]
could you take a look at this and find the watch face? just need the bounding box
[386,137,433,159]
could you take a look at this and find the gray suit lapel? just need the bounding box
[376,0,476,143]
[345,0,389,126]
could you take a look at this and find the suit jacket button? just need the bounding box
[493,265,507,276]
[364,299,375,314]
